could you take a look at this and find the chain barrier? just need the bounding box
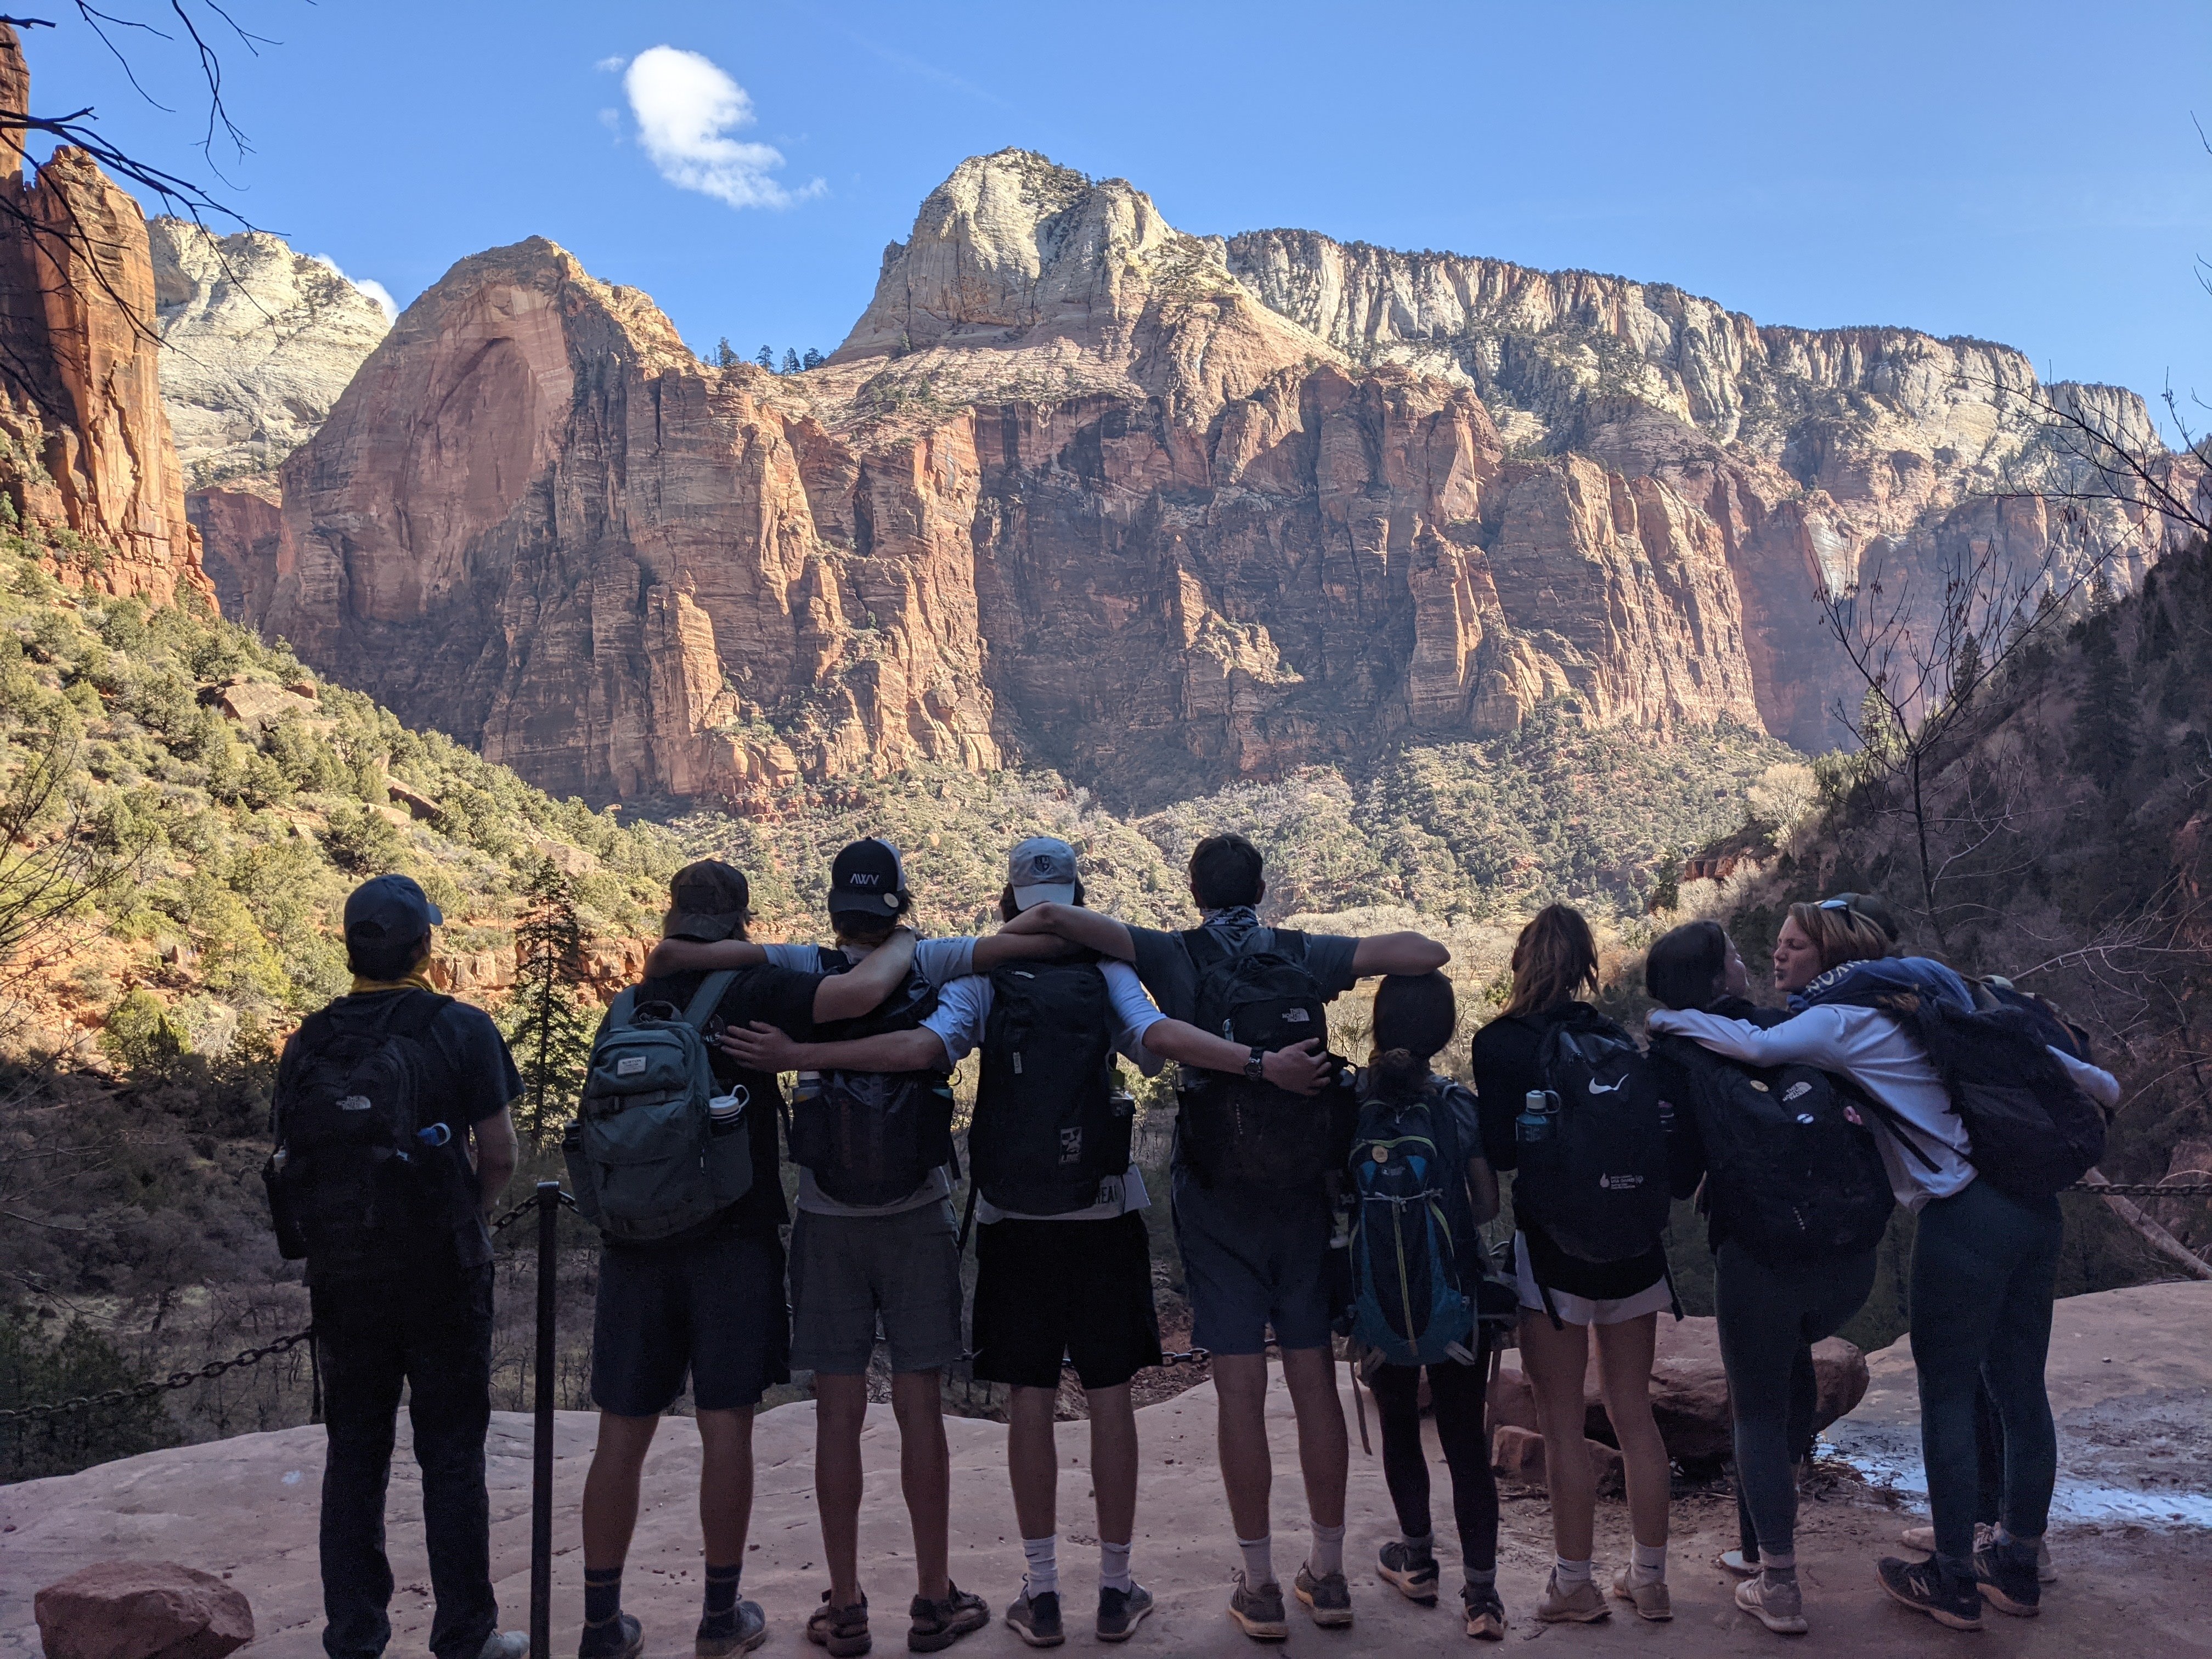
[2072,1182,2212,1197]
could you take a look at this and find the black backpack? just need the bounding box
[1176,927,1350,1189]
[1511,1008,1671,1264]
[1894,994,2108,1202]
[786,946,956,1207]
[263,990,475,1276]
[968,960,1135,1215]
[1655,1035,1894,1267]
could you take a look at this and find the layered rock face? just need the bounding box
[1227,230,2180,744]
[150,218,391,490]
[216,149,2168,802]
[0,24,211,608]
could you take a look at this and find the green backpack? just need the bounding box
[563,972,751,1244]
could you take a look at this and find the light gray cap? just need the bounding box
[1007,835,1079,911]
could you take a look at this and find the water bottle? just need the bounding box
[415,1121,452,1149]
[708,1088,748,1137]
[1516,1088,1558,1148]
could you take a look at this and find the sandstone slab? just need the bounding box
[33,1561,251,1659]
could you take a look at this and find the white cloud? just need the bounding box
[594,55,627,72]
[310,254,401,322]
[622,45,823,211]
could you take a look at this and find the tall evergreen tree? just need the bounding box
[782,348,801,374]
[504,859,596,1143]
[801,347,824,370]
[1950,631,1983,704]
[716,337,738,369]
[2070,617,2137,792]
[754,345,775,370]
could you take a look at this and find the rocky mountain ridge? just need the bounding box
[196,148,2189,804]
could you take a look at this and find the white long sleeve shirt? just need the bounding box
[1645,1004,2121,1212]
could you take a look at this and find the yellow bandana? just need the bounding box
[349,972,438,996]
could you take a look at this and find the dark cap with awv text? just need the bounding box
[828,838,907,916]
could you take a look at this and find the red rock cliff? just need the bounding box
[0,22,211,607]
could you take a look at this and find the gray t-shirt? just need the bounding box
[765,935,979,1216]
[1126,907,1362,1026]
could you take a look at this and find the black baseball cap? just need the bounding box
[342,873,442,946]
[665,859,751,941]
[827,837,907,917]
[1821,890,1901,944]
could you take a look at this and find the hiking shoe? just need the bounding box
[1609,1566,1672,1622]
[808,1592,872,1657]
[1096,1584,1154,1644]
[1717,1549,1761,1577]
[1534,1572,1609,1623]
[1377,1541,1440,1605]
[1972,1541,2040,1618]
[1735,1574,1808,1635]
[1903,1522,2055,1583]
[1463,1585,1507,1640]
[696,1600,768,1658]
[1293,1564,1353,1628]
[481,1635,530,1659]
[1877,1556,1983,1631]
[1004,1590,1064,1649]
[907,1585,988,1653]
[1227,1572,1289,1641]
[580,1614,643,1659]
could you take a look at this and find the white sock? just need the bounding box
[1554,1556,1594,1588]
[1309,1522,1345,1578]
[1630,1540,1668,1586]
[1099,1540,1133,1596]
[1237,1533,1274,1589]
[1022,1534,1058,1599]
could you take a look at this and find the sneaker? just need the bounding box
[1463,1585,1507,1641]
[1903,1522,2055,1584]
[1876,1556,1983,1632]
[1096,1584,1154,1644]
[1227,1572,1289,1642]
[1377,1541,1440,1605]
[1717,1549,1761,1577]
[696,1600,769,1658]
[1609,1566,1672,1622]
[1735,1574,1808,1635]
[1003,1590,1063,1649]
[1293,1564,1353,1628]
[907,1585,989,1654]
[481,1635,531,1659]
[807,1592,872,1658]
[580,1614,644,1659]
[1534,1572,1609,1623]
[1972,1541,2040,1618]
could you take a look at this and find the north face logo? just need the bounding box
[338,1094,373,1113]
[1282,1008,1311,1024]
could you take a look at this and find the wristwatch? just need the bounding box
[1244,1046,1268,1082]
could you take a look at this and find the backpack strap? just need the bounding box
[1848,1087,1954,1173]
[383,988,452,1040]
[680,970,740,1031]
[1182,926,1230,974]
[956,1179,980,1253]
[604,986,641,1031]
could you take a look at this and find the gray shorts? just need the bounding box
[788,1199,963,1375]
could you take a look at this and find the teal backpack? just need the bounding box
[1347,1081,1480,1367]
[563,972,751,1244]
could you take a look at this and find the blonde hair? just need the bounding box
[1501,903,1600,1019]
[1787,900,1893,974]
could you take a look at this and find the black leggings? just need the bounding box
[1367,1347,1498,1575]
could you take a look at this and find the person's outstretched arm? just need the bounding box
[720,1022,947,1076]
[1141,1019,1331,1094]
[1645,1006,1855,1069]
[642,935,768,977]
[997,901,1137,961]
[1350,931,1451,976]
[809,929,918,1022]
[969,930,1077,972]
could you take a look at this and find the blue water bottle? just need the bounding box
[1516,1089,1558,1148]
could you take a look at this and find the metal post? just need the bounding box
[530,1181,560,1659]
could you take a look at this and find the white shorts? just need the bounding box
[1514,1233,1672,1327]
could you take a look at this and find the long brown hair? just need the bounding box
[1500,903,1599,1019]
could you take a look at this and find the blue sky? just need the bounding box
[20,1,2212,428]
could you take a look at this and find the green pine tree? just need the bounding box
[716,337,738,369]
[754,345,775,370]
[1950,631,1983,704]
[503,860,596,1143]
[2070,618,2137,792]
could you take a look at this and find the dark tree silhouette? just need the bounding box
[504,859,594,1144]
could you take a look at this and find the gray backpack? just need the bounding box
[563,972,750,1244]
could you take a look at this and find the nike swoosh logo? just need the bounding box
[1587,1079,1625,1094]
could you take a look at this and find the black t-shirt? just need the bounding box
[628,963,824,1242]
[276,989,522,1278]
[1468,1002,1669,1301]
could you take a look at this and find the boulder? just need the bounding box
[1489,1425,1624,1493]
[34,1561,252,1659]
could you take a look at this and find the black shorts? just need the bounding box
[970,1211,1162,1391]
[590,1226,789,1416]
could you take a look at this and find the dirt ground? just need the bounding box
[7,1326,2210,1659]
